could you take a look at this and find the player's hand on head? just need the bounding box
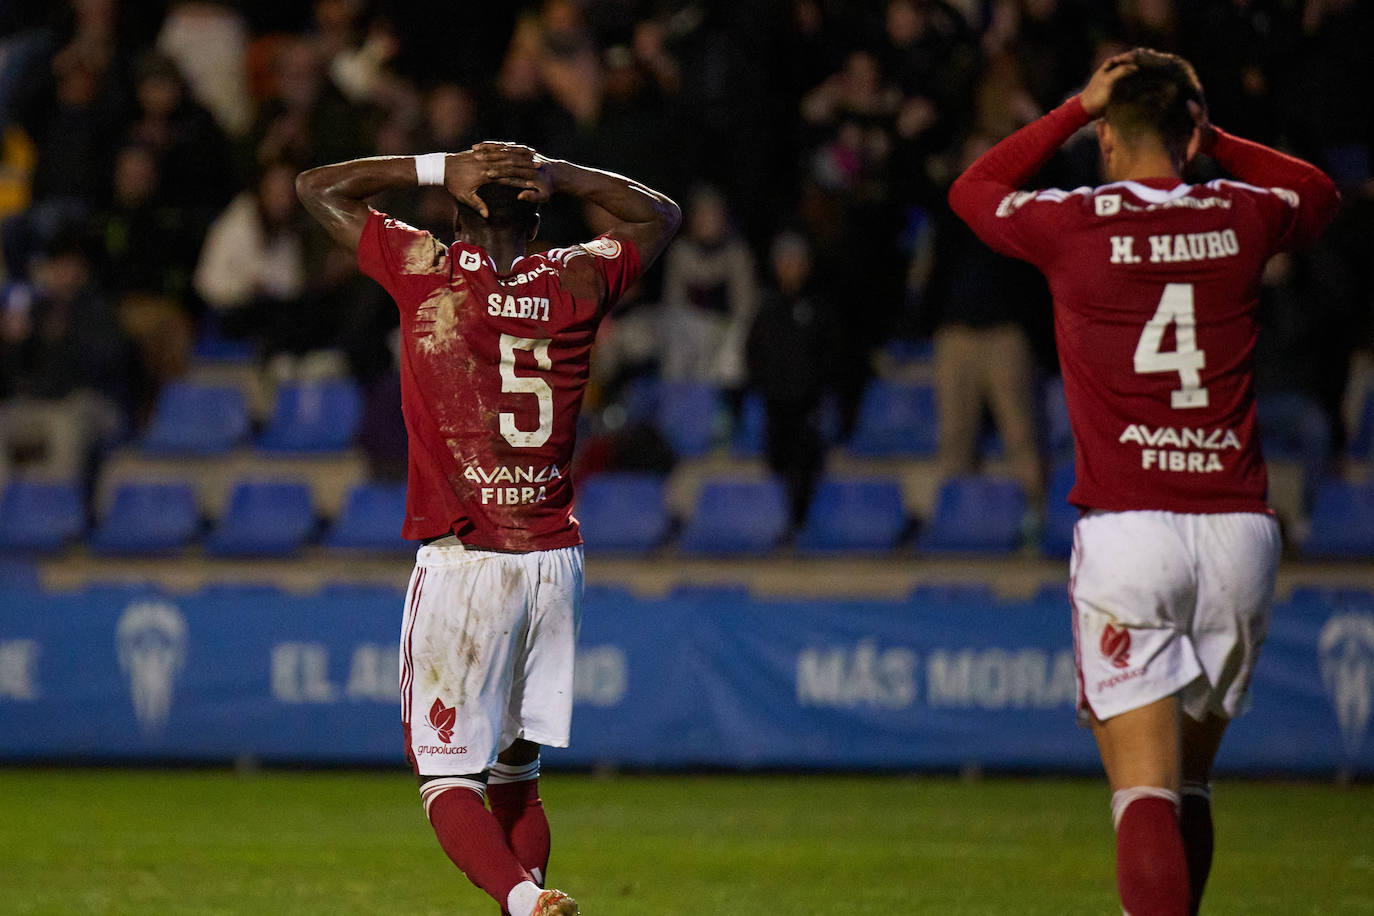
[472,141,552,203]
[1081,51,1138,118]
[441,149,493,218]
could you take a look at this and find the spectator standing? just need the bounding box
[747,231,837,529]
[659,186,758,393]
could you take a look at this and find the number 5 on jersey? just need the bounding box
[1134,282,1208,409]
[499,334,553,447]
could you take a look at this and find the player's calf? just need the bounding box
[489,756,551,886]
[1179,780,1213,916]
[1112,787,1190,916]
[422,776,548,916]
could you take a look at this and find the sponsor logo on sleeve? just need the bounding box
[581,237,623,259]
[995,190,1037,217]
[457,250,483,271]
[1095,194,1122,216]
[1269,187,1300,208]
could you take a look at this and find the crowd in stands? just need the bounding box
[1,0,1372,548]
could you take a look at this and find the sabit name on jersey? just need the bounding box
[1109,229,1240,265]
[1119,424,1242,474]
[487,293,551,321]
[463,462,562,506]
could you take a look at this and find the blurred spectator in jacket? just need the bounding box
[660,186,758,393]
[747,230,836,529]
[193,161,309,355]
[0,230,132,478]
[911,132,1049,509]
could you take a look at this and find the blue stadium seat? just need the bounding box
[1300,479,1374,558]
[257,378,364,452]
[1347,388,1374,459]
[0,479,83,551]
[89,481,199,555]
[796,477,907,552]
[1042,376,1074,460]
[323,481,412,552]
[206,480,315,556]
[730,394,766,458]
[574,473,671,553]
[0,557,39,590]
[917,476,1026,554]
[1258,391,1330,461]
[679,478,788,555]
[1040,462,1079,559]
[620,374,662,424]
[655,381,721,457]
[142,381,249,454]
[847,380,938,457]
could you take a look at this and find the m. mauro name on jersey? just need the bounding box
[1109,229,1239,264]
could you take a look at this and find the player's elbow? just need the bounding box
[947,175,976,223]
[660,196,683,237]
[294,167,329,207]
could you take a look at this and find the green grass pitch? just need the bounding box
[0,769,1370,915]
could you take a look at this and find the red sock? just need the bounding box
[426,785,532,909]
[489,778,551,885]
[1115,795,1190,916]
[1179,789,1214,916]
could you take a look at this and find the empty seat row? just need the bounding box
[579,473,1030,555]
[0,478,409,556]
[10,471,1374,559]
[621,377,1075,461]
[142,378,363,454]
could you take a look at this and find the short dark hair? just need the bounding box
[454,182,540,236]
[1104,49,1205,163]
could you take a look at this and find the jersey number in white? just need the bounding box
[499,334,553,447]
[1133,283,1208,409]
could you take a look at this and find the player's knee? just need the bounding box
[417,773,488,818]
[498,738,540,767]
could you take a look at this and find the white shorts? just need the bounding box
[1070,509,1279,725]
[400,540,583,776]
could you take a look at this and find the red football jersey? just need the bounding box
[951,97,1338,514]
[358,209,641,549]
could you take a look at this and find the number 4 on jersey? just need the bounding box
[1133,283,1208,409]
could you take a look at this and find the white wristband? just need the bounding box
[414,152,447,186]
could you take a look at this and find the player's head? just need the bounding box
[454,182,541,242]
[1100,48,1205,173]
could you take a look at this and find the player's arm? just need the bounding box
[1190,106,1340,249]
[476,144,682,269]
[295,148,532,251]
[948,53,1136,260]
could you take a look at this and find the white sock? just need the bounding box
[1110,786,1180,830]
[490,757,540,785]
[507,880,543,916]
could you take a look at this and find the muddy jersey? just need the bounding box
[950,97,1338,514]
[358,209,641,549]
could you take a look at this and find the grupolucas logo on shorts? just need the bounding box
[1100,623,1132,670]
[426,697,456,744]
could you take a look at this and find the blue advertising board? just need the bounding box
[1,583,1370,774]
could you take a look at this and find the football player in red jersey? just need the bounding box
[950,50,1338,916]
[297,143,679,916]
